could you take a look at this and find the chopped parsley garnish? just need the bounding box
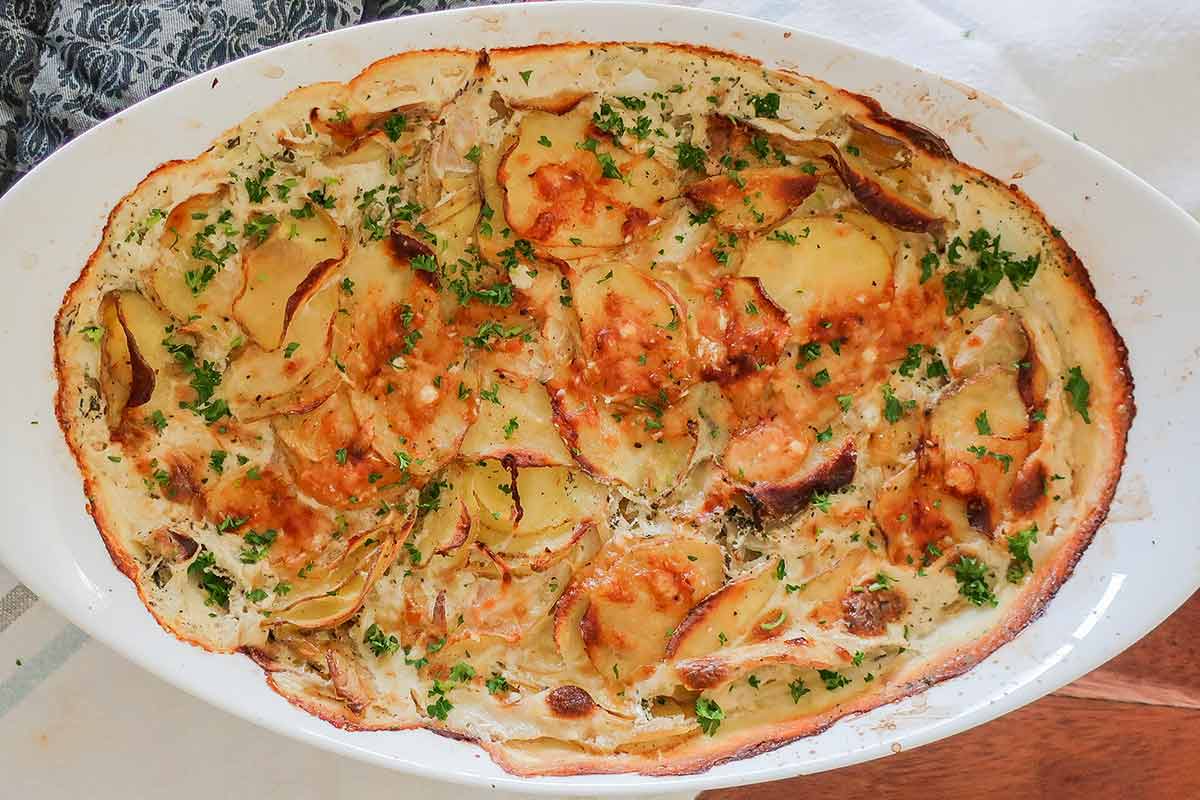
[246,588,268,603]
[1064,366,1091,423]
[975,410,992,435]
[242,213,278,244]
[749,92,781,118]
[815,426,833,442]
[676,141,707,172]
[147,409,168,432]
[810,368,831,388]
[592,102,625,137]
[283,341,300,359]
[881,384,912,424]
[364,623,400,656]
[209,450,227,474]
[382,114,407,141]
[188,549,232,608]
[519,69,532,85]
[244,165,275,203]
[1006,524,1038,583]
[952,555,998,606]
[486,673,510,694]
[80,325,104,343]
[811,492,832,513]
[897,344,923,377]
[464,144,482,164]
[502,417,519,439]
[238,529,278,564]
[789,678,810,702]
[617,95,645,111]
[818,669,850,690]
[695,697,725,736]
[920,251,939,283]
[942,228,1041,314]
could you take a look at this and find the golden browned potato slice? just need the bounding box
[150,190,245,322]
[460,371,573,466]
[334,235,476,476]
[741,215,894,326]
[98,290,176,428]
[234,205,345,350]
[549,378,699,500]
[499,108,679,247]
[571,263,694,403]
[728,434,858,518]
[225,279,338,422]
[554,534,725,686]
[272,389,408,510]
[684,167,818,233]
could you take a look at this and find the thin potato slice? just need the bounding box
[741,215,894,326]
[460,371,573,466]
[234,205,345,350]
[225,280,338,422]
[684,167,818,233]
[499,108,679,247]
[554,534,725,686]
[150,190,243,322]
[98,290,177,428]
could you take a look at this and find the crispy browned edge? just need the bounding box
[52,40,1135,777]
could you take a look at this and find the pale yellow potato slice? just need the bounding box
[150,190,243,322]
[741,215,894,326]
[666,564,779,661]
[225,280,338,422]
[553,534,725,686]
[98,290,176,428]
[460,371,572,466]
[234,205,345,350]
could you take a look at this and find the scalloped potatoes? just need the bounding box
[54,43,1132,777]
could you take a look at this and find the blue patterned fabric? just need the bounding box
[0,0,508,195]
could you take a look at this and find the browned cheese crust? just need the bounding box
[53,42,1133,776]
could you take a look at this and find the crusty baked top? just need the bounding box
[54,43,1132,776]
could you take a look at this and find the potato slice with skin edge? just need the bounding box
[736,436,858,518]
[237,361,343,423]
[268,529,403,630]
[822,127,941,234]
[552,535,726,686]
[684,167,819,233]
[741,215,894,327]
[469,461,603,536]
[460,371,573,467]
[499,108,680,247]
[151,189,243,322]
[666,563,779,661]
[225,279,338,422]
[234,205,346,351]
[99,291,177,429]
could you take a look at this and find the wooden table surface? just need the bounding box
[700,591,1199,800]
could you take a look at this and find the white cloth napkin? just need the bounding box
[2,1,1197,796]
